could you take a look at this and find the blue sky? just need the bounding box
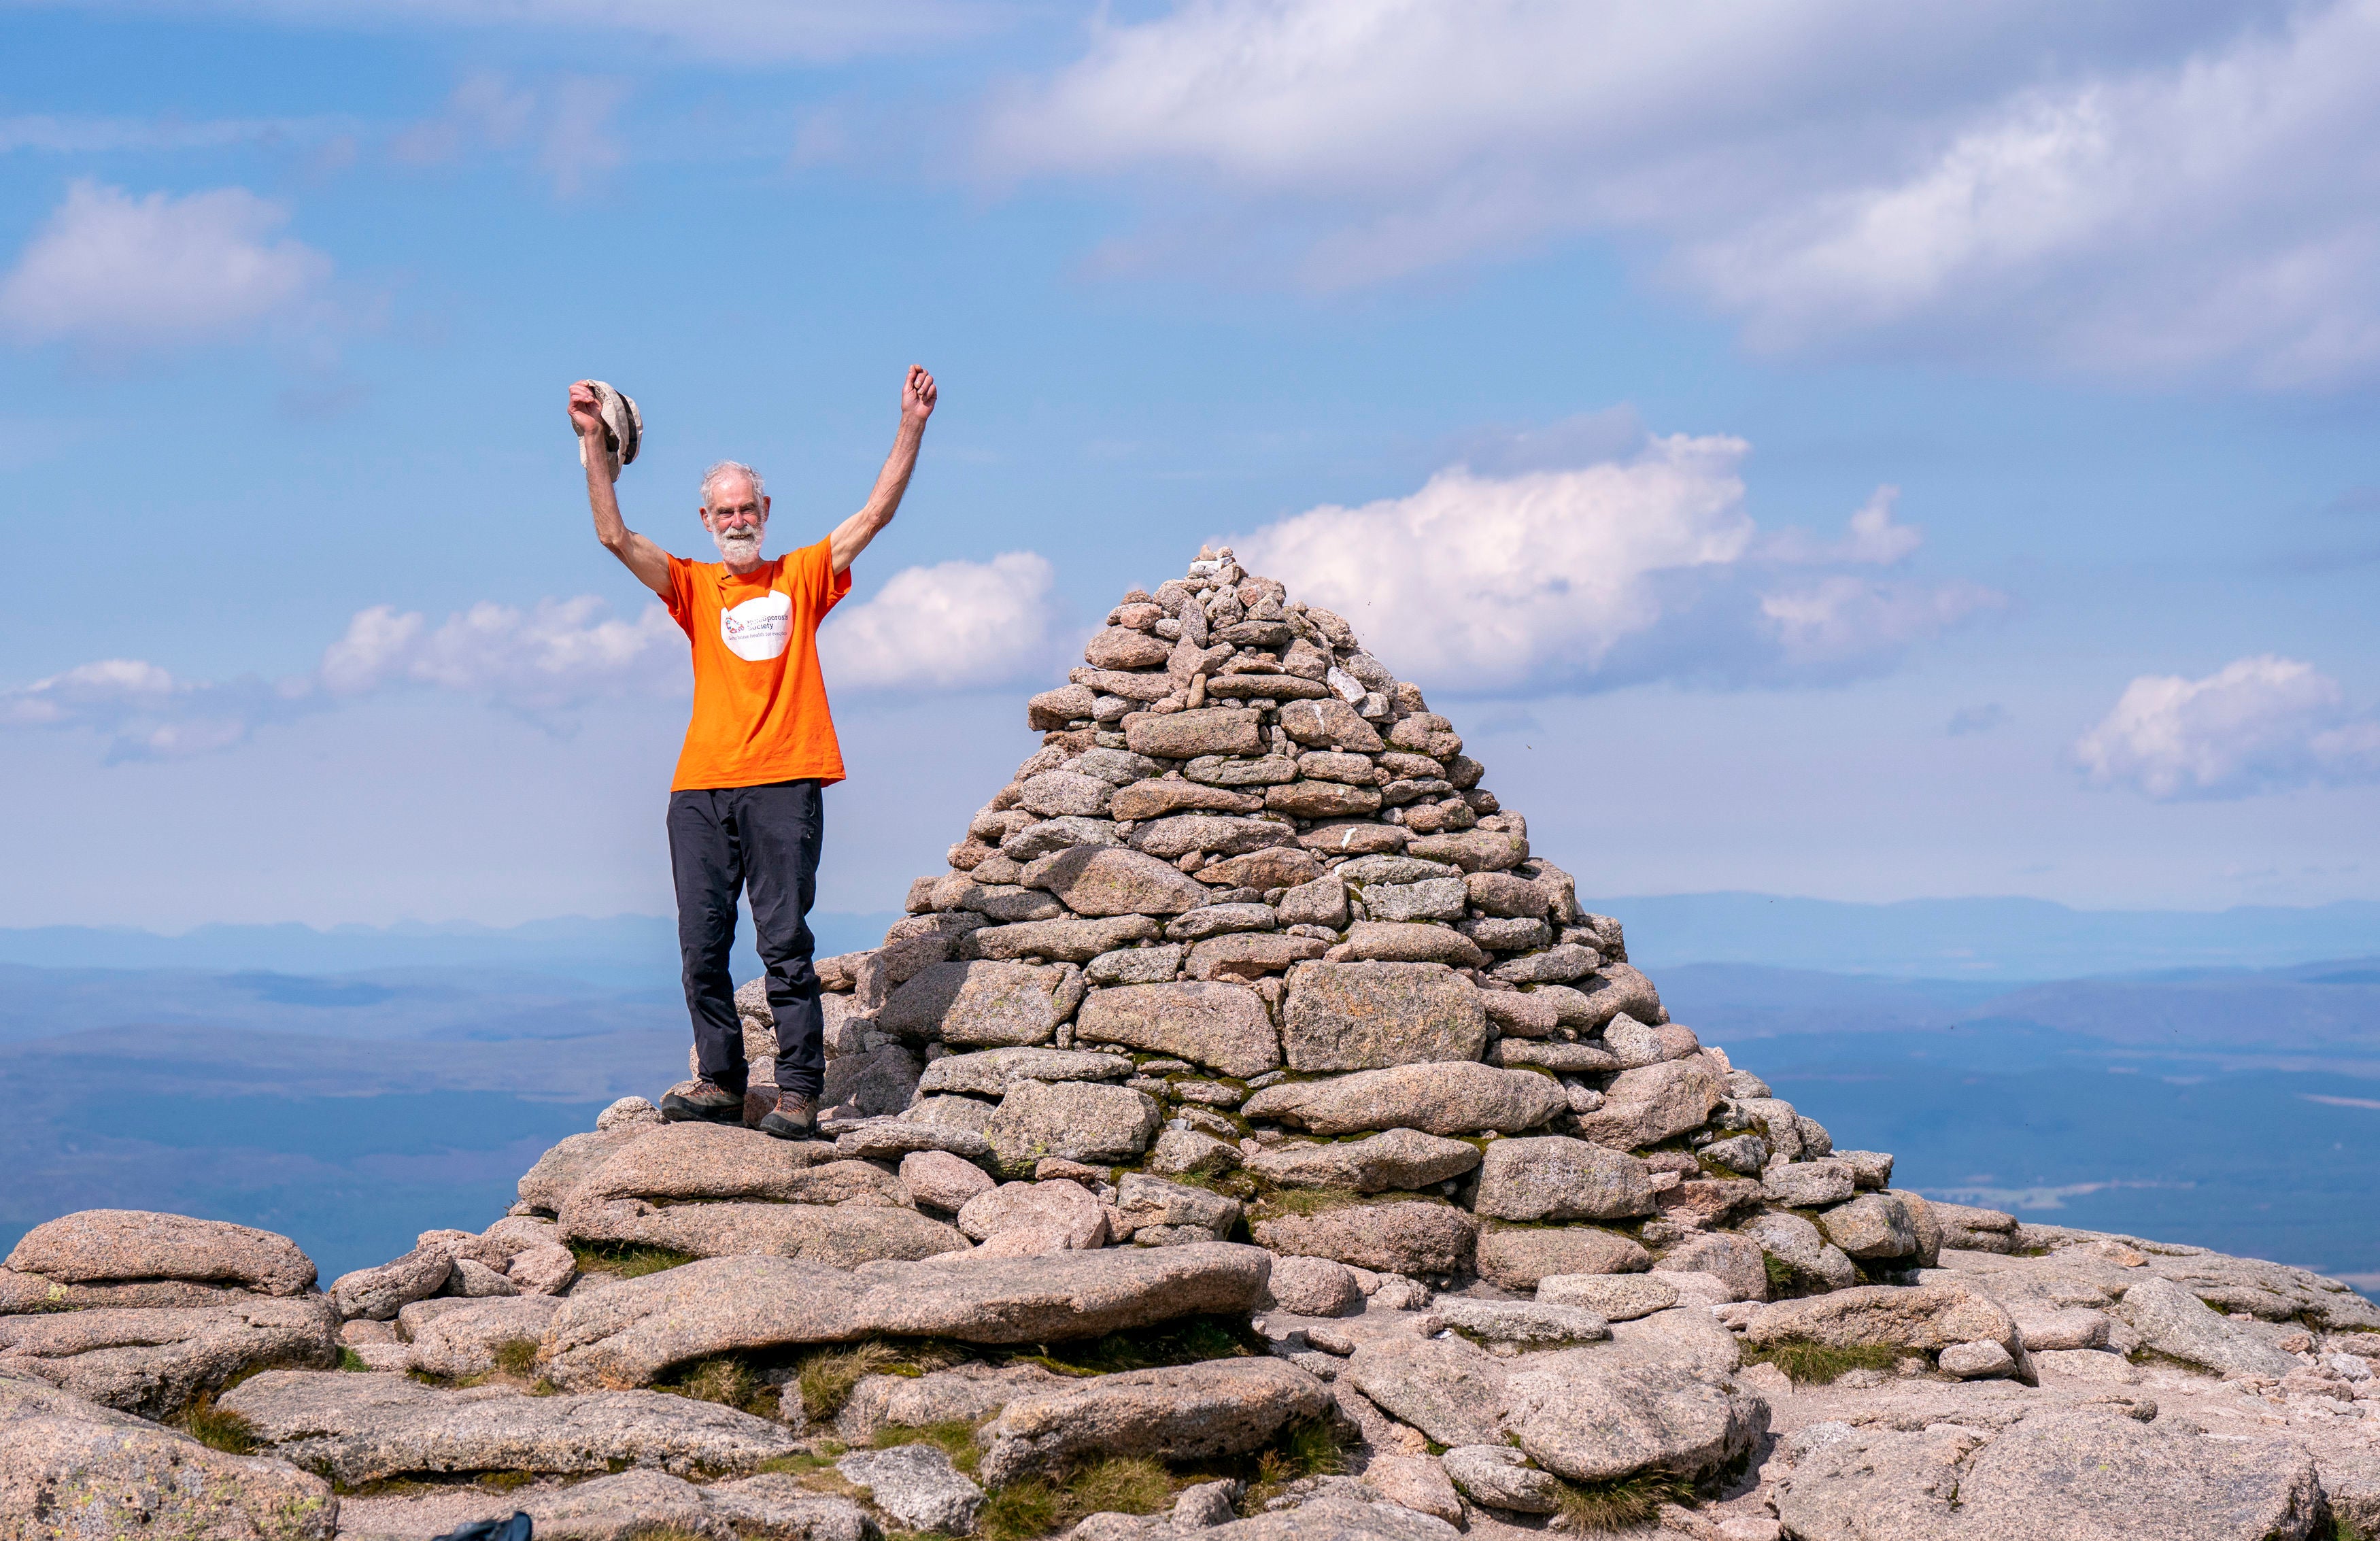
[3,0,2378,931]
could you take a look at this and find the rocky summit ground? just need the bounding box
[6,547,2379,1541]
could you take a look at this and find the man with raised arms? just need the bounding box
[566,365,938,1139]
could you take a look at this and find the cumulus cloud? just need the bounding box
[987,0,2380,387]
[2075,656,2380,800]
[0,180,335,355]
[5,554,1063,760]
[820,552,1059,690]
[1230,435,1995,694]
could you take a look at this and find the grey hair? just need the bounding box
[700,460,766,511]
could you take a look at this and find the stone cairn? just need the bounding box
[6,547,2380,1541]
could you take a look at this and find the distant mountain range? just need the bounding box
[5,892,2374,983]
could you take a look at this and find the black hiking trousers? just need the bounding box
[666,779,826,1099]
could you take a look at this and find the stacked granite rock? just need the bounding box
[734,547,1928,1306]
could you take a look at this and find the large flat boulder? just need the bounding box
[1243,1129,1481,1192]
[1773,1410,2322,1541]
[1564,1056,1724,1149]
[1075,982,1281,1078]
[1251,1200,1476,1275]
[560,1122,879,1208]
[1748,1283,2022,1360]
[1125,708,1263,759]
[1500,1351,1767,1484]
[2115,1274,2301,1376]
[1025,845,1215,915]
[1550,964,1662,1030]
[0,1297,339,1419]
[967,919,1157,964]
[1343,1336,1508,1447]
[0,1372,337,1541]
[1241,1062,1565,1136]
[979,1358,1332,1485]
[1278,962,1486,1072]
[5,1210,318,1298]
[1472,1137,1654,1222]
[560,1199,968,1269]
[1474,1225,1651,1291]
[1131,815,1298,860]
[219,1370,800,1486]
[881,961,1080,1046]
[916,1047,1134,1098]
[984,1080,1163,1169]
[544,1244,1274,1389]
[355,1470,872,1541]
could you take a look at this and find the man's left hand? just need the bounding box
[904,365,938,426]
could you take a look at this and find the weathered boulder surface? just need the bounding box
[541,1245,1275,1389]
[881,961,1079,1047]
[0,1296,339,1418]
[1773,1410,2323,1541]
[979,1357,1332,1484]
[1244,1130,1482,1193]
[5,1210,317,1296]
[560,1198,967,1268]
[838,1444,984,1535]
[1278,962,1485,1072]
[1474,1225,1651,1291]
[516,1128,649,1213]
[983,1081,1163,1169]
[405,1296,567,1379]
[561,1123,881,1208]
[1440,1444,1561,1514]
[0,1372,338,1541]
[916,1047,1134,1098]
[1343,1336,1508,1448]
[1565,1056,1724,1149]
[2116,1274,2302,1376]
[1471,1137,1653,1222]
[1075,982,1282,1078]
[218,1370,801,1485]
[1240,1062,1565,1136]
[835,1361,1072,1442]
[1748,1283,2023,1362]
[1251,1201,1476,1276]
[1501,1349,1767,1483]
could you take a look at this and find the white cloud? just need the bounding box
[7,554,1063,760]
[1231,436,1992,694]
[391,73,628,198]
[820,552,1059,690]
[987,0,2380,387]
[2075,655,2380,799]
[0,180,334,354]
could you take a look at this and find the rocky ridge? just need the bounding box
[5,546,2378,1541]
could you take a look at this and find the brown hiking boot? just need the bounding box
[660,1078,743,1125]
[757,1090,817,1141]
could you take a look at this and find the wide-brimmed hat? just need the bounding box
[577,381,642,481]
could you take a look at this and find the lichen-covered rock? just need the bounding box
[1264,1256,1365,1317]
[405,1296,566,1379]
[219,1370,801,1485]
[1501,1351,1767,1484]
[1075,981,1282,1078]
[1472,1137,1654,1222]
[0,1296,339,1419]
[330,1247,454,1321]
[835,1361,1072,1442]
[979,1358,1331,1485]
[1748,1283,2023,1361]
[984,1081,1163,1169]
[1534,1274,1678,1321]
[1240,1062,1565,1136]
[881,961,1080,1047]
[1251,1200,1476,1276]
[516,1128,650,1214]
[2115,1276,2300,1377]
[1242,1129,1481,1193]
[1278,962,1486,1072]
[1565,1056,1724,1150]
[5,1210,317,1297]
[959,1181,1109,1249]
[1440,1444,1561,1514]
[1344,1335,1508,1447]
[903,1149,999,1211]
[561,1198,967,1269]
[0,1373,338,1541]
[916,1047,1135,1098]
[1474,1226,1651,1291]
[838,1444,984,1535]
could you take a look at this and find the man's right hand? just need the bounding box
[566,380,609,443]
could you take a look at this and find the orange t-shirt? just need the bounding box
[662,537,851,792]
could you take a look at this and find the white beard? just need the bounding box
[713,528,763,564]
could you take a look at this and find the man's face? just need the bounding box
[702,475,768,563]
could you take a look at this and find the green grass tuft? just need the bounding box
[1553,1470,1690,1533]
[178,1398,258,1455]
[569,1242,699,1278]
[1065,1456,1173,1519]
[475,1471,539,1493]
[493,1339,541,1378]
[872,1420,986,1476]
[753,1449,842,1476]
[337,1347,371,1372]
[1021,1316,1261,1378]
[977,1478,1060,1541]
[798,1342,900,1423]
[1741,1340,1904,1385]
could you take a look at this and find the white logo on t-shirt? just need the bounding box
[719,591,792,662]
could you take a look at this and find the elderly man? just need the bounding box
[566,365,938,1139]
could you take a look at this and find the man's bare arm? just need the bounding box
[568,380,670,598]
[830,365,938,576]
